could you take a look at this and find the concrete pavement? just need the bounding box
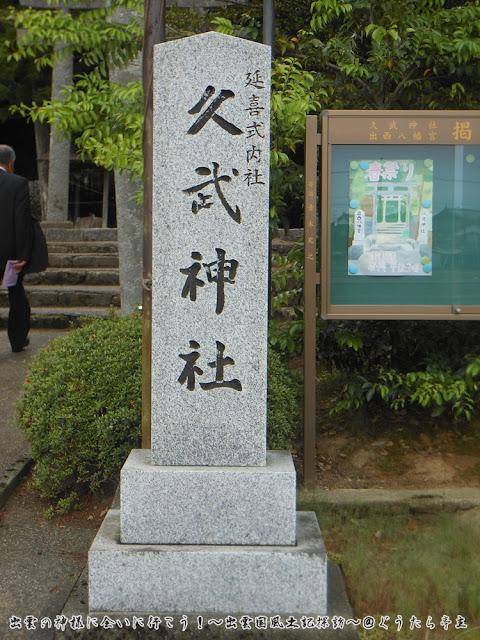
[0,328,92,640]
[0,328,123,640]
[0,329,67,507]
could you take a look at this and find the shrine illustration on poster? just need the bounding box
[348,158,433,276]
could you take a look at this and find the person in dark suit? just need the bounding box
[0,144,33,352]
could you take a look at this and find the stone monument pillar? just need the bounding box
[88,31,327,615]
[352,210,365,245]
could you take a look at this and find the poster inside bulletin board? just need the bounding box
[320,110,480,320]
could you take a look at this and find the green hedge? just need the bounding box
[318,319,480,422]
[17,312,301,515]
[17,312,143,516]
[267,347,302,449]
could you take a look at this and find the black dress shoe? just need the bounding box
[12,337,30,353]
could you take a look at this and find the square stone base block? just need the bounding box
[121,449,296,545]
[89,511,327,615]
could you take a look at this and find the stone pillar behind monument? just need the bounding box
[88,32,327,616]
[109,5,144,313]
[46,28,73,223]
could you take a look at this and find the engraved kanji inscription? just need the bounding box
[187,86,243,136]
[183,162,241,223]
[178,341,242,392]
[180,249,239,315]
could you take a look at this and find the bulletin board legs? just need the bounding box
[303,116,320,485]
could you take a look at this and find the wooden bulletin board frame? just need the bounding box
[320,110,480,321]
[303,111,480,484]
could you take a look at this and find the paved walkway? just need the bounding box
[0,328,115,640]
[0,329,67,503]
[0,329,81,640]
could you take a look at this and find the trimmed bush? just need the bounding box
[17,311,142,515]
[17,312,301,515]
[267,347,302,450]
[318,319,480,422]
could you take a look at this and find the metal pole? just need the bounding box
[102,171,109,228]
[263,0,275,54]
[303,115,320,485]
[264,0,274,328]
[141,0,165,449]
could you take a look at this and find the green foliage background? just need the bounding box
[6,0,480,228]
[319,320,480,422]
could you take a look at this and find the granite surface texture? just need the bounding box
[151,33,271,467]
[120,450,296,545]
[89,511,328,615]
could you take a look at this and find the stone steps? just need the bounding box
[0,223,121,329]
[43,228,118,243]
[19,307,118,329]
[0,285,120,309]
[47,242,119,256]
[0,227,303,329]
[47,253,119,268]
[24,268,119,286]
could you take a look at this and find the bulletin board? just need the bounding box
[320,110,480,319]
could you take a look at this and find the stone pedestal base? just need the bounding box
[89,511,327,614]
[121,449,296,545]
